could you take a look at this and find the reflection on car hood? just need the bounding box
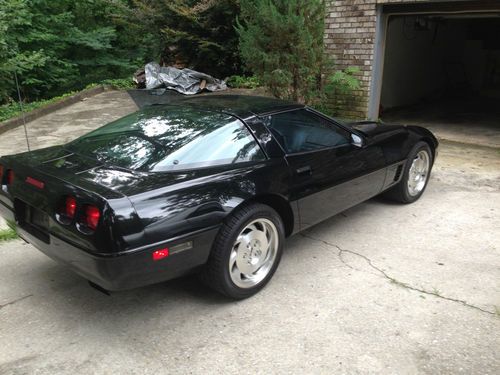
[14,145,258,198]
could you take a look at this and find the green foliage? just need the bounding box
[0,0,141,103]
[237,0,360,115]
[0,228,18,242]
[85,78,135,90]
[226,75,260,89]
[124,0,241,78]
[313,67,361,116]
[0,92,76,122]
[326,67,361,96]
[0,0,242,105]
[236,0,325,103]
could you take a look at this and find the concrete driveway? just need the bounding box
[0,91,499,374]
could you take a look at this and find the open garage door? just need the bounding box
[372,1,500,148]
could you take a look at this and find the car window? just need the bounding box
[262,109,351,154]
[67,106,265,172]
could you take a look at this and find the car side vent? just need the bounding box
[394,165,403,182]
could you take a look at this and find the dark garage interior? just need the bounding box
[379,11,500,147]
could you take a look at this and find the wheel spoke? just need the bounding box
[229,249,238,269]
[230,265,242,283]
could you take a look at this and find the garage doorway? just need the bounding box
[372,1,500,148]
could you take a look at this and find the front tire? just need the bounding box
[200,203,284,299]
[384,141,433,203]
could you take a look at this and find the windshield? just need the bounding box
[67,106,265,172]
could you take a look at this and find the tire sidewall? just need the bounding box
[219,205,285,299]
[401,142,433,203]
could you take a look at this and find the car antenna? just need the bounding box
[14,70,31,153]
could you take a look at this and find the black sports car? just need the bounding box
[0,95,438,298]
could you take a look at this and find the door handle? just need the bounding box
[295,165,312,175]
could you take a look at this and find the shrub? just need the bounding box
[236,0,360,116]
[226,75,260,89]
[236,0,325,103]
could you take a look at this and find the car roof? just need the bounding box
[170,94,304,118]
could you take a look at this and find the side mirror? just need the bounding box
[351,133,364,148]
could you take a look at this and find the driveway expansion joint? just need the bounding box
[301,233,497,317]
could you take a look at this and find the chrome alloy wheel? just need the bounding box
[229,218,279,288]
[408,150,430,197]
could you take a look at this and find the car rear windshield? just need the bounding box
[66,106,265,172]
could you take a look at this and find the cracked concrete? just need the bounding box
[300,233,496,316]
[0,294,33,310]
[0,91,499,374]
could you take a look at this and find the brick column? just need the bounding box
[325,0,434,118]
[325,0,378,119]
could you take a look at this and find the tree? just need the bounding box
[236,0,326,103]
[0,0,140,103]
[0,0,242,104]
[125,0,241,78]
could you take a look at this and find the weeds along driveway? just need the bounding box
[0,139,499,373]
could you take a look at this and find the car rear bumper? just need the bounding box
[1,199,218,291]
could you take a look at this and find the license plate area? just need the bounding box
[15,199,50,244]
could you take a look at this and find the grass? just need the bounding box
[0,228,18,242]
[0,78,135,123]
[0,91,78,122]
[226,75,261,89]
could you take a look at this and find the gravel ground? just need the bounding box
[0,91,499,374]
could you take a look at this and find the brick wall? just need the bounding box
[325,0,432,119]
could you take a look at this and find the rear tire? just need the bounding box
[384,141,433,203]
[200,203,284,299]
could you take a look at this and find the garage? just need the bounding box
[374,1,500,147]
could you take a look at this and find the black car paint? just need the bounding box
[0,95,438,291]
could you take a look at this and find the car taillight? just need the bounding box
[6,169,14,185]
[0,165,3,181]
[65,196,77,218]
[26,176,45,189]
[84,205,100,230]
[152,248,169,261]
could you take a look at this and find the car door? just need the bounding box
[263,109,386,230]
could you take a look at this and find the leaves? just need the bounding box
[237,0,326,103]
[133,0,241,76]
[237,0,360,114]
[0,0,143,103]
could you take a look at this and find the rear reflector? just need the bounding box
[6,170,14,185]
[152,248,169,261]
[26,176,45,189]
[65,196,77,218]
[84,205,100,230]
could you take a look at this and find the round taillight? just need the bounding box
[65,196,77,219]
[84,205,100,231]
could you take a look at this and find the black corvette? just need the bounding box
[0,95,437,298]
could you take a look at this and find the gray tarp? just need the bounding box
[144,62,227,94]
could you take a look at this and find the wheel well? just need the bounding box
[246,194,294,237]
[421,137,437,160]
